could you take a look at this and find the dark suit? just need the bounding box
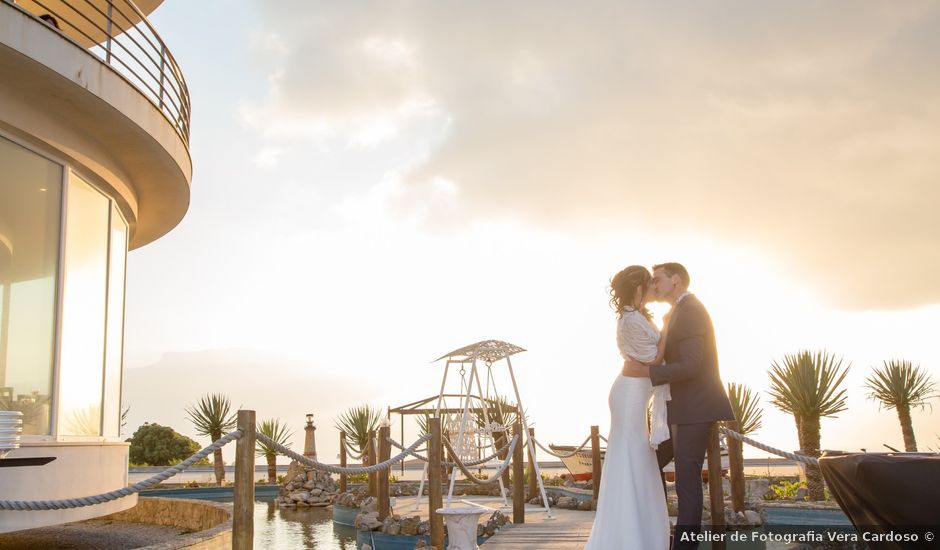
[649,294,733,550]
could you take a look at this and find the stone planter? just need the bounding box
[436,507,485,550]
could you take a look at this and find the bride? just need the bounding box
[584,265,671,549]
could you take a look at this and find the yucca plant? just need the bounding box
[186,394,238,486]
[864,360,938,452]
[768,350,849,501]
[724,382,762,508]
[472,396,525,487]
[256,418,294,482]
[334,404,383,465]
[726,382,763,436]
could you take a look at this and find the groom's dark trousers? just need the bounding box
[655,422,714,550]
[649,294,734,550]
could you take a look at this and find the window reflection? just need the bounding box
[0,136,61,435]
[57,174,110,436]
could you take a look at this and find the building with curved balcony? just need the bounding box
[0,0,191,532]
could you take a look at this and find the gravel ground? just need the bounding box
[0,519,189,549]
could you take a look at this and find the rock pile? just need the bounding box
[275,461,339,508]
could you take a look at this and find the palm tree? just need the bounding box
[256,418,294,482]
[768,350,849,501]
[724,382,762,510]
[186,394,238,486]
[864,360,938,452]
[334,404,383,466]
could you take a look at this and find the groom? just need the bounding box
[622,262,734,550]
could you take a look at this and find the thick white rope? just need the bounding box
[387,436,513,467]
[0,430,243,511]
[442,434,520,486]
[531,435,593,459]
[257,432,431,475]
[720,426,819,466]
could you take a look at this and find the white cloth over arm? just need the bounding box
[617,309,671,449]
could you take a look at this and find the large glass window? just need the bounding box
[57,173,110,436]
[0,136,62,436]
[101,204,127,437]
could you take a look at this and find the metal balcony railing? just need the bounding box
[4,0,191,147]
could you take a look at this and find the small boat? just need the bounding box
[550,443,730,482]
[549,444,604,481]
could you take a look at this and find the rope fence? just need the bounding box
[531,435,592,459]
[719,426,820,466]
[257,433,432,475]
[442,434,520,486]
[387,435,514,467]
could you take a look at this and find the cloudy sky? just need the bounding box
[123,1,940,464]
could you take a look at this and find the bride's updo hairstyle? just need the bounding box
[610,265,653,320]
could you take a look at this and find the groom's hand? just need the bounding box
[622,359,650,378]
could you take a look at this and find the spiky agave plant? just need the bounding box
[256,418,294,482]
[724,382,762,508]
[864,360,938,452]
[768,350,848,501]
[186,394,238,486]
[726,382,763,436]
[333,404,383,465]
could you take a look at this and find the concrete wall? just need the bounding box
[101,497,233,550]
[0,442,136,533]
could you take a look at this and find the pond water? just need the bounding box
[252,501,358,550]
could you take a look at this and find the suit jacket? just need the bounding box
[649,294,734,425]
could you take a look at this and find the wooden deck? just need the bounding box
[484,519,594,549]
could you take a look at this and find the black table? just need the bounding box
[819,451,940,550]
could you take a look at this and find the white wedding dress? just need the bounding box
[583,309,670,549]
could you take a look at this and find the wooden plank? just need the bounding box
[485,520,594,549]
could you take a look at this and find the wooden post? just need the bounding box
[428,417,444,550]
[368,430,378,497]
[339,431,348,493]
[233,409,255,550]
[378,426,391,521]
[527,427,537,499]
[707,423,726,535]
[726,421,745,513]
[590,425,602,505]
[512,421,525,524]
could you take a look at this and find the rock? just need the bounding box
[304,480,315,489]
[414,541,426,549]
[355,511,382,531]
[311,488,323,496]
[477,523,485,537]
[417,520,430,535]
[722,478,731,495]
[555,496,579,509]
[744,510,762,525]
[290,491,310,502]
[794,487,808,501]
[401,515,420,535]
[577,500,593,511]
[360,496,378,513]
[383,516,401,535]
[361,545,372,550]
[745,478,771,500]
